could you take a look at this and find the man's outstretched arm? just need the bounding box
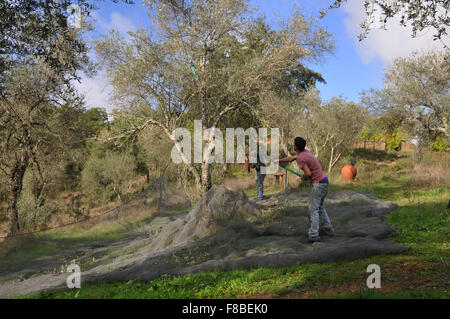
[278,155,297,163]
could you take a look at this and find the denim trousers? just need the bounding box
[308,182,333,239]
[255,171,266,199]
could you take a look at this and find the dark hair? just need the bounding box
[294,137,306,152]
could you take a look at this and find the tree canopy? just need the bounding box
[95,0,334,192]
[322,0,449,46]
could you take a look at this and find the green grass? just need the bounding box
[23,253,449,299]
[17,150,450,298]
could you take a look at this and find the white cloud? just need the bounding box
[73,71,115,113]
[74,12,137,114]
[95,11,137,35]
[342,0,448,65]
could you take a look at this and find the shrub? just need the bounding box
[17,193,58,231]
[409,158,450,188]
[81,152,138,205]
[385,130,407,151]
[431,136,449,153]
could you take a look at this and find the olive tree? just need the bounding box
[95,0,333,193]
[362,50,450,160]
[0,1,91,235]
[295,94,368,172]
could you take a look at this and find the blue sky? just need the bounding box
[76,0,445,112]
[250,0,384,102]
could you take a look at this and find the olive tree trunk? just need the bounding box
[7,154,29,236]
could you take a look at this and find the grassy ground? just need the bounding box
[17,150,450,298]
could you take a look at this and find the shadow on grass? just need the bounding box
[350,148,405,162]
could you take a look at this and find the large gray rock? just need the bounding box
[0,186,409,298]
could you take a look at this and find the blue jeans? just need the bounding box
[308,182,333,239]
[256,171,266,199]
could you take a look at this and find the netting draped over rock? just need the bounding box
[0,185,409,298]
[147,186,262,251]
